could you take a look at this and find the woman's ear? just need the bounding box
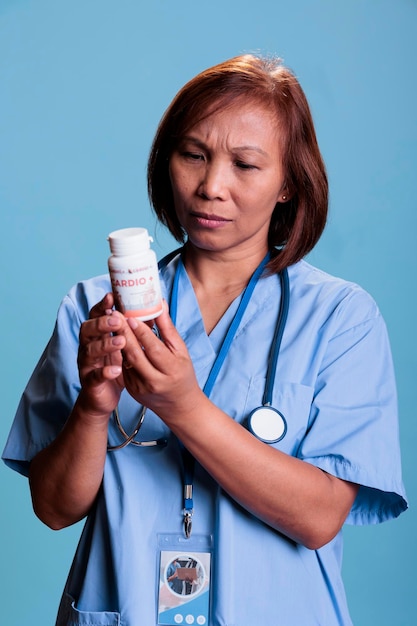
[277,189,291,203]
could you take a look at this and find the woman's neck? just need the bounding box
[182,244,268,334]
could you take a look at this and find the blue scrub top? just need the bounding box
[2,253,407,626]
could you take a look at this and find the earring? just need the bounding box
[282,194,288,202]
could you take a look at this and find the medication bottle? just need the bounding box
[107,227,163,321]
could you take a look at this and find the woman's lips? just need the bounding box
[190,212,232,228]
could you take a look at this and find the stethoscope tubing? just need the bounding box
[263,267,290,406]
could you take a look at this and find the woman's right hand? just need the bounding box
[77,292,127,421]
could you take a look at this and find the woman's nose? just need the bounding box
[198,162,228,200]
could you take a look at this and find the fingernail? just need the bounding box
[107,314,120,327]
[110,366,122,375]
[127,317,138,330]
[112,336,124,346]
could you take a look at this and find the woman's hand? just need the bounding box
[77,293,127,421]
[117,301,204,423]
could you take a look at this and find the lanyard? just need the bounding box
[170,252,270,537]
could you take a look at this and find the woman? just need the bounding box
[2,55,407,625]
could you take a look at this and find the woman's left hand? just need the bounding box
[117,301,203,423]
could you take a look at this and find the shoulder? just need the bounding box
[288,260,381,328]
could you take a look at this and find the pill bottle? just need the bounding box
[108,227,163,321]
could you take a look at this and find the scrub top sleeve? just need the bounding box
[298,298,407,526]
[2,292,85,478]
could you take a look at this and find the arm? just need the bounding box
[29,294,127,530]
[119,305,358,549]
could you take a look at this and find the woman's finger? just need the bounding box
[120,326,178,379]
[151,301,184,351]
[82,363,123,386]
[79,334,125,363]
[89,293,115,320]
[128,303,186,364]
[79,309,125,347]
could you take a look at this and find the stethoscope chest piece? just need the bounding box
[248,406,287,444]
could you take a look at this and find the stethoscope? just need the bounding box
[247,264,289,444]
[107,250,290,451]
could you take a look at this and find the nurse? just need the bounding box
[3,55,407,625]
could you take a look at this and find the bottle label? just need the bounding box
[110,261,163,321]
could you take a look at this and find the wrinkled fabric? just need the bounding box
[2,254,407,625]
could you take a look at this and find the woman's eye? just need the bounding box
[183,152,204,161]
[235,161,257,170]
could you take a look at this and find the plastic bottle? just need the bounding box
[107,227,163,321]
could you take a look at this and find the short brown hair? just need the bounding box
[147,54,328,273]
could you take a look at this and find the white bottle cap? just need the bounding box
[108,227,153,256]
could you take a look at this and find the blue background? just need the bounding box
[1,1,415,624]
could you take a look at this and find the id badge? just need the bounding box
[157,534,212,625]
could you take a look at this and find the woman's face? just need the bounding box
[168,100,286,258]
